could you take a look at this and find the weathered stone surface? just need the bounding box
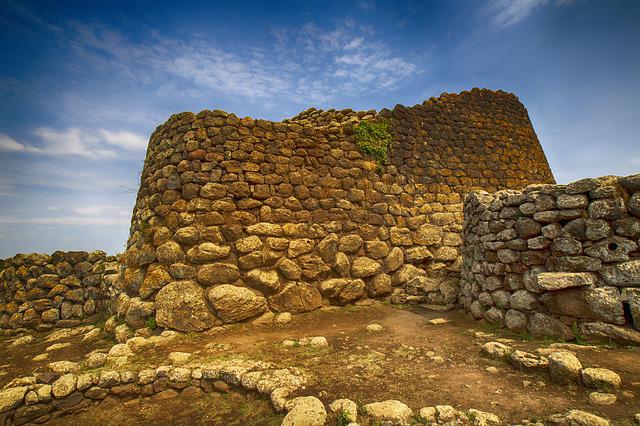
[196,263,240,286]
[368,273,392,297]
[282,396,326,426]
[579,321,640,345]
[275,258,302,281]
[527,313,574,340]
[414,224,442,245]
[155,280,219,332]
[584,237,638,262]
[156,241,185,265]
[536,272,598,291]
[548,352,582,384]
[268,282,322,313]
[540,287,624,324]
[316,234,338,262]
[52,374,77,398]
[207,285,267,323]
[384,247,404,273]
[0,386,27,413]
[328,398,357,422]
[581,368,621,391]
[244,268,281,294]
[288,238,315,258]
[125,298,155,329]
[351,257,382,278]
[599,259,640,287]
[547,410,610,426]
[505,309,528,331]
[510,350,548,371]
[319,278,365,305]
[363,400,413,425]
[338,234,363,254]
[481,342,513,361]
[186,243,230,263]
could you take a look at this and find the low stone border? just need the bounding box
[481,341,623,406]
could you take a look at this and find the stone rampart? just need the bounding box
[0,251,119,331]
[461,173,640,344]
[112,88,555,331]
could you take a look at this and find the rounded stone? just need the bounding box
[548,351,582,384]
[155,280,219,332]
[207,284,267,323]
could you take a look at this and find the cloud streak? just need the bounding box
[484,0,575,29]
[0,128,146,159]
[65,19,421,107]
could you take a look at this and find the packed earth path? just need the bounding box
[2,302,639,425]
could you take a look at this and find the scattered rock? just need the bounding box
[581,368,621,391]
[510,350,548,371]
[548,352,582,384]
[328,398,358,422]
[0,386,28,413]
[46,343,71,352]
[52,374,77,398]
[275,312,292,325]
[366,324,384,333]
[588,392,616,406]
[282,396,327,426]
[481,342,513,361]
[547,409,610,426]
[363,400,413,425]
[428,318,450,325]
[11,335,35,346]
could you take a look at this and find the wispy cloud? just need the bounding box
[0,128,146,159]
[64,19,421,107]
[484,0,575,29]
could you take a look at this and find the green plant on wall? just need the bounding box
[354,119,393,169]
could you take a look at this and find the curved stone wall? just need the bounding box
[460,173,640,344]
[116,88,555,332]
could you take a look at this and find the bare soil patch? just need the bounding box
[3,303,639,424]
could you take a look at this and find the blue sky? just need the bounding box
[0,0,639,257]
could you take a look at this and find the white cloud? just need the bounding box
[73,205,129,217]
[64,20,421,107]
[0,128,146,159]
[484,0,574,29]
[0,133,41,153]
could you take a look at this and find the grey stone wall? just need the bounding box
[0,251,119,331]
[460,174,640,344]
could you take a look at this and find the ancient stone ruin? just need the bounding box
[461,173,640,344]
[112,88,554,332]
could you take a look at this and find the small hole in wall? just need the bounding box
[623,301,633,326]
[608,242,618,251]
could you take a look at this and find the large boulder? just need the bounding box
[581,368,621,391]
[155,280,219,332]
[540,287,624,324]
[207,285,267,323]
[268,282,322,313]
[125,298,155,329]
[0,386,28,413]
[318,278,365,305]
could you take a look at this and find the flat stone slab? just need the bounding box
[536,272,597,291]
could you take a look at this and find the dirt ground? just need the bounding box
[2,303,640,424]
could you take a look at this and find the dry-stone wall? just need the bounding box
[461,173,640,344]
[115,88,555,332]
[0,252,119,331]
